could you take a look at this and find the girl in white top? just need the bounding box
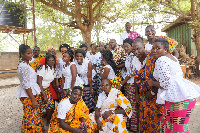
[148,38,200,132]
[100,50,120,88]
[75,49,96,113]
[37,54,56,124]
[62,50,83,97]
[16,44,44,132]
[116,38,138,131]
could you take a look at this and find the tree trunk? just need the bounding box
[81,30,92,46]
[194,35,200,76]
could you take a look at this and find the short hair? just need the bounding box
[90,44,95,48]
[109,39,116,43]
[125,22,131,26]
[79,44,87,48]
[59,44,70,52]
[133,38,144,46]
[145,25,154,30]
[123,38,134,46]
[154,38,169,52]
[63,49,74,62]
[19,44,30,58]
[71,86,83,93]
[33,46,40,50]
[75,49,86,57]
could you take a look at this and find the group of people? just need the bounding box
[16,22,200,133]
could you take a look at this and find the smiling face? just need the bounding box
[91,44,97,53]
[21,48,33,62]
[61,47,68,55]
[62,53,71,63]
[33,47,40,58]
[109,39,117,50]
[132,42,145,60]
[70,89,82,104]
[46,57,55,67]
[152,42,167,59]
[125,23,131,32]
[123,42,132,54]
[48,48,56,56]
[75,53,84,64]
[81,47,87,53]
[101,79,111,95]
[98,44,105,52]
[145,26,156,40]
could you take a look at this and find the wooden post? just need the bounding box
[32,0,36,46]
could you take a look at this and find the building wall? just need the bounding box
[166,23,197,56]
[0,50,62,70]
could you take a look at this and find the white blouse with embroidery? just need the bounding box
[56,57,66,78]
[62,62,84,89]
[37,65,56,88]
[103,65,117,80]
[86,52,101,65]
[16,62,41,97]
[75,58,90,85]
[125,53,135,83]
[153,56,200,104]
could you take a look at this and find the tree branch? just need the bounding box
[93,0,105,11]
[37,0,74,17]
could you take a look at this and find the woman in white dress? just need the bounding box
[75,49,96,113]
[100,50,121,88]
[56,44,71,96]
[148,38,200,133]
[62,49,83,97]
[16,44,44,132]
[37,54,56,124]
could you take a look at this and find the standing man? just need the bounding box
[109,39,126,78]
[119,22,141,45]
[29,46,45,71]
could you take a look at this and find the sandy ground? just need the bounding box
[0,77,200,133]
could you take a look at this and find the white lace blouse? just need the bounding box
[56,58,66,78]
[86,52,101,65]
[103,65,117,80]
[15,62,41,98]
[57,98,74,119]
[153,56,200,104]
[125,53,135,83]
[75,58,90,85]
[62,62,84,89]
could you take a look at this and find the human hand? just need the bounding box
[148,79,154,87]
[63,90,67,98]
[102,110,112,120]
[32,100,39,109]
[36,63,43,70]
[116,85,122,90]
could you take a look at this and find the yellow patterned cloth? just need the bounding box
[29,54,45,70]
[155,36,178,54]
[20,96,44,133]
[110,76,122,89]
[48,98,94,133]
[91,88,132,133]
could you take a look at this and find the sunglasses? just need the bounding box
[146,29,155,33]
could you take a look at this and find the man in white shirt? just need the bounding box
[119,22,141,45]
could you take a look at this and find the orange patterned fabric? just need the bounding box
[29,54,45,70]
[48,98,94,133]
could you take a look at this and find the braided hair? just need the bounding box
[45,54,56,71]
[19,44,30,58]
[123,38,134,46]
[63,49,74,62]
[101,50,118,75]
[75,49,86,58]
[59,44,70,52]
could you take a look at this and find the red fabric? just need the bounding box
[39,58,58,99]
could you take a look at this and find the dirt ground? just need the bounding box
[0,76,200,133]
